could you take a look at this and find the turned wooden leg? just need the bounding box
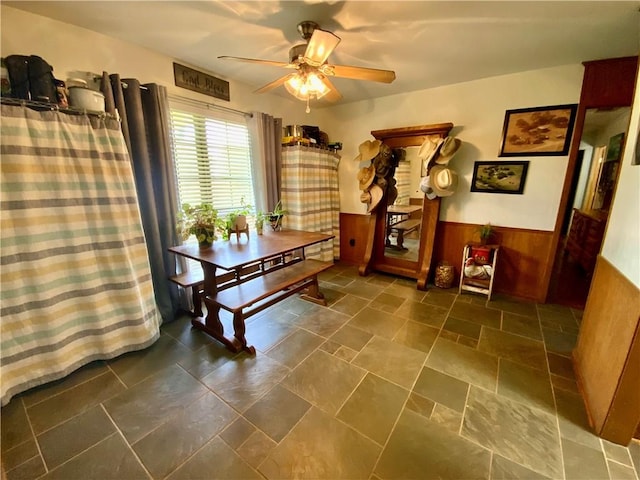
[192,285,203,318]
[396,230,406,249]
[201,296,224,336]
[232,311,255,355]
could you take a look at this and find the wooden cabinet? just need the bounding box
[459,243,500,301]
[565,209,606,274]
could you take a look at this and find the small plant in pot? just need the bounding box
[255,211,266,235]
[267,200,287,231]
[228,197,253,231]
[176,203,222,249]
[477,223,495,245]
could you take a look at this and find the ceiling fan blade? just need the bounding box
[325,64,396,83]
[218,56,294,69]
[254,74,294,94]
[320,76,342,102]
[303,29,341,67]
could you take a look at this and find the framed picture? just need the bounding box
[498,104,578,157]
[471,161,530,194]
[605,132,625,162]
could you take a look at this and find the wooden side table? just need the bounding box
[459,243,500,301]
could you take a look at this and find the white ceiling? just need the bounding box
[6,1,640,106]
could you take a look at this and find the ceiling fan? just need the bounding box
[218,21,396,111]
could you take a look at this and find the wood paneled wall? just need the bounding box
[573,256,640,445]
[339,213,554,302]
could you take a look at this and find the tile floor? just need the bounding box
[2,263,639,480]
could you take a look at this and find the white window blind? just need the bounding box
[169,108,255,219]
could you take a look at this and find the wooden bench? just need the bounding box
[169,270,205,317]
[206,259,334,353]
[388,219,420,249]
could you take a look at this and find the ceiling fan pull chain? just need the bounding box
[306,97,311,114]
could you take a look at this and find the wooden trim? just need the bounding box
[573,256,640,445]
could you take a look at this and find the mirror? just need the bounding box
[383,147,423,262]
[359,123,453,289]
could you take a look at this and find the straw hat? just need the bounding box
[357,164,375,190]
[362,184,384,213]
[417,136,444,165]
[354,139,381,162]
[434,136,462,165]
[430,165,459,197]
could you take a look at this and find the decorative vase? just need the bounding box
[198,240,212,249]
[269,214,283,231]
[435,262,455,289]
[256,222,264,235]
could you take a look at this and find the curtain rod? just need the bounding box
[168,94,252,118]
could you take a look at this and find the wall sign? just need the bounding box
[173,63,230,101]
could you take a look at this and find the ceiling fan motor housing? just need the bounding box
[289,44,308,63]
[297,21,319,41]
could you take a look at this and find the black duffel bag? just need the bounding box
[4,54,57,103]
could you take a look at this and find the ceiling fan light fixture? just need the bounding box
[284,71,329,101]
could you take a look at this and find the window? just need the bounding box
[169,107,254,220]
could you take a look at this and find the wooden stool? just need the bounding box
[168,270,204,317]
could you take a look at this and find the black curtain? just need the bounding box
[101,72,180,322]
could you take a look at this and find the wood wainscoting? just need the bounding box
[339,214,554,302]
[573,256,640,445]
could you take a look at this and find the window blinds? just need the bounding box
[169,108,255,217]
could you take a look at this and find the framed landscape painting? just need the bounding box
[471,161,530,194]
[499,104,577,157]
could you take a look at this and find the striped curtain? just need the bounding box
[281,146,340,261]
[0,105,161,406]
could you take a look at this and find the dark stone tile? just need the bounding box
[353,336,426,389]
[5,455,46,480]
[426,338,498,391]
[260,407,380,479]
[1,438,39,472]
[166,436,261,479]
[347,307,407,339]
[177,340,238,380]
[450,301,502,329]
[444,316,482,340]
[413,367,469,413]
[422,289,457,309]
[491,454,551,479]
[318,285,347,306]
[562,437,609,480]
[502,312,543,340]
[219,417,255,450]
[383,283,427,303]
[462,386,562,478]
[478,327,547,370]
[39,433,148,480]
[133,391,237,479]
[370,292,406,313]
[608,460,637,479]
[488,294,538,318]
[319,339,342,354]
[405,392,435,418]
[376,409,490,479]
[108,333,195,387]
[37,406,116,469]
[236,430,277,470]
[547,351,576,379]
[243,310,298,353]
[1,399,32,453]
[202,354,289,412]
[395,300,448,328]
[391,320,439,354]
[161,314,217,351]
[542,327,578,356]
[27,371,125,434]
[340,280,384,301]
[429,404,463,433]
[329,324,373,351]
[282,350,366,415]
[18,361,108,408]
[602,439,634,466]
[550,374,579,394]
[630,440,640,478]
[555,388,601,449]
[265,328,324,368]
[293,305,350,338]
[244,385,311,442]
[497,359,555,414]
[104,364,208,443]
[458,335,479,349]
[337,373,408,445]
[330,293,369,316]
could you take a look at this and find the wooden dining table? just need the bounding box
[169,228,334,353]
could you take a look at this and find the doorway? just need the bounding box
[549,107,631,309]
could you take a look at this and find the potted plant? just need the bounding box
[227,197,253,231]
[477,222,495,245]
[176,203,223,249]
[255,210,266,235]
[267,200,288,231]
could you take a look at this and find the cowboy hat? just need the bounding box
[366,184,384,213]
[357,164,375,190]
[430,165,459,197]
[434,136,462,165]
[354,139,381,162]
[420,176,438,200]
[417,136,444,165]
